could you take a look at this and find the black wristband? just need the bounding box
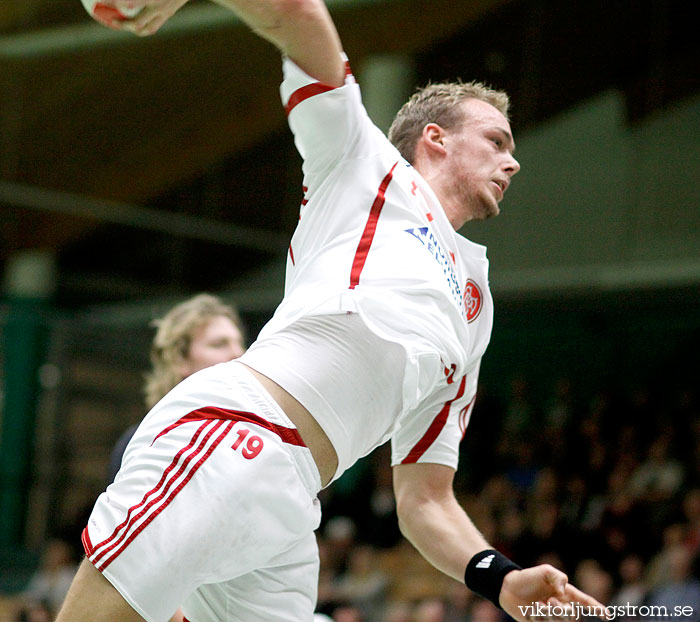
[464,549,521,609]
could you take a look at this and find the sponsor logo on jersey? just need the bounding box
[463,279,483,323]
[405,227,464,318]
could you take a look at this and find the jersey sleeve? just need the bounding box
[280,55,383,183]
[391,369,479,470]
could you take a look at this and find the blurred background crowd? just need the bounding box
[3,352,700,621]
[311,365,700,621]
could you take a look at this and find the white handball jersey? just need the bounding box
[245,56,494,480]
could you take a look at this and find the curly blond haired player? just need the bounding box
[107,293,246,482]
[58,1,607,621]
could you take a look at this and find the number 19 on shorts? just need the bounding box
[231,428,264,459]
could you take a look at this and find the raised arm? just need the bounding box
[105,0,345,85]
[393,462,607,621]
[210,0,344,85]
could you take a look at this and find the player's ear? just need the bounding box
[421,123,447,155]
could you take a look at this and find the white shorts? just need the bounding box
[82,362,323,622]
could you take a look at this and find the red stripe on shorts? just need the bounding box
[401,375,467,464]
[81,526,93,555]
[152,406,306,448]
[88,419,231,571]
[349,161,398,289]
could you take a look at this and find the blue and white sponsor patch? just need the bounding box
[405,227,465,319]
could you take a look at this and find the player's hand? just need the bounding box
[499,564,608,621]
[112,0,190,36]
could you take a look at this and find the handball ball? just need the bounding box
[81,0,141,23]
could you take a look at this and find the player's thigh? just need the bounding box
[182,531,320,622]
[56,558,144,622]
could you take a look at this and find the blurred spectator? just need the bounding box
[384,600,413,622]
[317,563,339,619]
[143,294,246,410]
[479,475,518,519]
[108,293,246,482]
[413,598,446,622]
[333,545,388,622]
[574,559,614,604]
[576,409,610,496]
[591,463,648,565]
[542,377,574,468]
[331,604,364,622]
[526,468,559,516]
[494,505,526,561]
[504,441,540,497]
[646,546,700,620]
[629,435,684,506]
[615,425,642,473]
[356,445,402,549]
[323,516,358,579]
[20,539,76,617]
[467,599,504,622]
[544,377,574,434]
[646,524,688,590]
[610,554,647,610]
[558,474,590,531]
[443,582,472,622]
[517,502,569,569]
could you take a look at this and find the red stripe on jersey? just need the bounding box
[349,161,398,289]
[459,395,476,439]
[89,419,229,571]
[285,83,334,116]
[401,375,467,464]
[151,405,306,448]
[289,243,296,266]
[285,62,352,117]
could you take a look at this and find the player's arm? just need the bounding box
[392,462,608,621]
[209,0,344,85]
[392,462,490,579]
[111,0,345,86]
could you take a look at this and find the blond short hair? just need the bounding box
[388,80,511,164]
[143,293,244,408]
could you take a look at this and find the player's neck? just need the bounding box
[424,175,467,230]
[414,158,466,231]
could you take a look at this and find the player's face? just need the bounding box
[443,99,520,222]
[179,315,245,378]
